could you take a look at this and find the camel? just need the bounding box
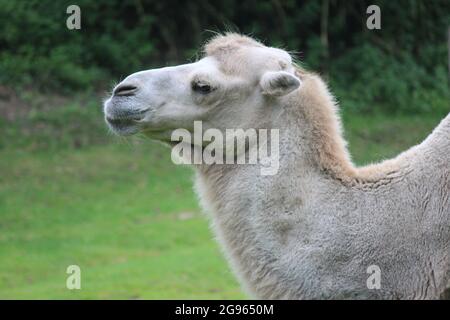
[103,33,450,299]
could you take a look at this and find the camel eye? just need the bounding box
[192,81,214,94]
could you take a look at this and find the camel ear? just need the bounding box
[260,71,301,97]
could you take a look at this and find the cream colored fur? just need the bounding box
[104,33,450,299]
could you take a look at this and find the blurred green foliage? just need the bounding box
[0,0,449,113]
[0,91,108,151]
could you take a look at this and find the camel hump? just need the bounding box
[429,113,450,150]
[435,112,450,135]
[416,113,450,165]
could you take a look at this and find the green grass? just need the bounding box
[0,111,446,299]
[0,143,243,299]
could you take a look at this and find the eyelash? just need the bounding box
[192,81,215,94]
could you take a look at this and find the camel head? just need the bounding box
[103,33,301,141]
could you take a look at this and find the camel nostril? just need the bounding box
[114,84,138,96]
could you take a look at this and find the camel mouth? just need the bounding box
[103,97,151,135]
[106,117,136,127]
[105,116,142,136]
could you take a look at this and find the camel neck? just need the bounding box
[193,75,364,297]
[277,73,357,182]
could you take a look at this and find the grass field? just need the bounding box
[0,110,447,299]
